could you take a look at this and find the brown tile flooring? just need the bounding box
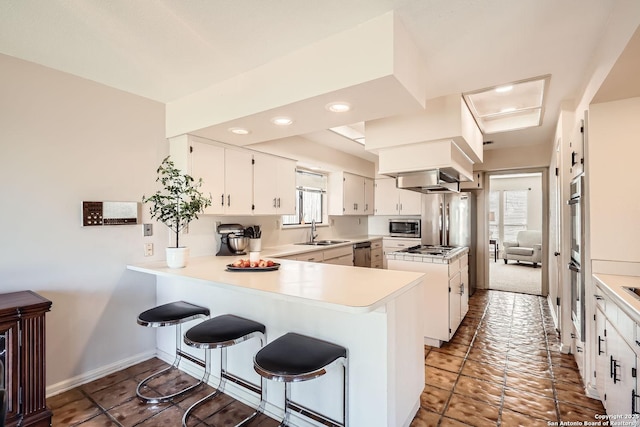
[48,290,604,427]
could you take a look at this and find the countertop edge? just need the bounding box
[127,259,425,314]
[593,273,640,324]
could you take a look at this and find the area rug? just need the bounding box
[489,260,542,295]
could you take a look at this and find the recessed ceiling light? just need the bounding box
[325,102,352,113]
[500,107,516,113]
[228,127,250,135]
[495,85,513,93]
[270,116,293,126]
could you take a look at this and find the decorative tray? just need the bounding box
[226,263,280,272]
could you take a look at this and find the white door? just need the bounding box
[553,140,562,327]
[595,307,608,405]
[399,189,422,215]
[374,178,399,215]
[190,142,225,215]
[363,178,375,215]
[224,149,253,215]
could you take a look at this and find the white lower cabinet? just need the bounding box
[605,325,637,419]
[387,251,469,346]
[593,285,639,422]
[323,246,353,266]
[279,246,353,266]
[371,239,383,269]
[595,305,608,402]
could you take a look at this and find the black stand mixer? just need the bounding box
[216,223,248,256]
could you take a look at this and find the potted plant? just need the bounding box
[143,156,212,268]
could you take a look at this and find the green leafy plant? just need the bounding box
[143,156,212,248]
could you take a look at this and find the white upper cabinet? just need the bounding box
[223,148,253,215]
[252,153,296,215]
[188,141,252,215]
[374,178,421,216]
[329,172,373,216]
[363,177,375,215]
[169,134,275,216]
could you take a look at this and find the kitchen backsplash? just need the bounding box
[177,214,369,257]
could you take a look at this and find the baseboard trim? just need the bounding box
[46,350,156,397]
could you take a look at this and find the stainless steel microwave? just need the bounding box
[389,219,421,238]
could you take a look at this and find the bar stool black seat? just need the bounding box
[136,301,210,403]
[182,314,266,427]
[254,333,348,427]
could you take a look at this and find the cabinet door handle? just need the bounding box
[221,194,225,206]
[227,195,231,206]
[400,203,403,211]
[273,198,277,208]
[396,203,399,211]
[594,295,604,300]
[576,346,583,353]
[598,336,605,355]
[611,355,621,383]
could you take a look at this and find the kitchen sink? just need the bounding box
[294,240,350,246]
[623,287,640,299]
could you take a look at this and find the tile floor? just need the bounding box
[47,290,604,427]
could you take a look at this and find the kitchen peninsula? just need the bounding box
[127,256,426,427]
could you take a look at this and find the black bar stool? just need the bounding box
[182,314,266,427]
[136,301,210,403]
[254,332,348,427]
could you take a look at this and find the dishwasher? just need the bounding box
[353,241,372,267]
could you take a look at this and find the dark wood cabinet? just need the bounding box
[0,291,52,427]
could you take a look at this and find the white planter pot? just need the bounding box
[166,247,190,268]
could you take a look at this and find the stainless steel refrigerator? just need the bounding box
[421,192,477,293]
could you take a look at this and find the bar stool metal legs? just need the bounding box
[254,332,348,427]
[136,301,210,403]
[181,314,266,427]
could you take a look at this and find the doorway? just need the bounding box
[488,172,543,295]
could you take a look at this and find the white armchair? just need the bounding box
[502,230,542,268]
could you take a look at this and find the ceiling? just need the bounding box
[1,1,638,162]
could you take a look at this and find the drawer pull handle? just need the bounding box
[611,356,621,384]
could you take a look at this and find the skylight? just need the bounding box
[329,123,365,145]
[463,75,550,134]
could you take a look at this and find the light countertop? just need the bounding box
[127,253,424,313]
[593,273,640,324]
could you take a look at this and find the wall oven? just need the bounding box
[389,219,421,238]
[568,174,585,341]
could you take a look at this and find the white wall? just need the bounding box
[588,97,640,264]
[0,54,167,393]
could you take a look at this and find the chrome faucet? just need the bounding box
[311,219,318,242]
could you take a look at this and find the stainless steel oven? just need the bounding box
[568,174,585,341]
[389,219,421,238]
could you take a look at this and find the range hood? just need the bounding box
[396,169,460,194]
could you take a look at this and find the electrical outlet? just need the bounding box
[144,243,153,257]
